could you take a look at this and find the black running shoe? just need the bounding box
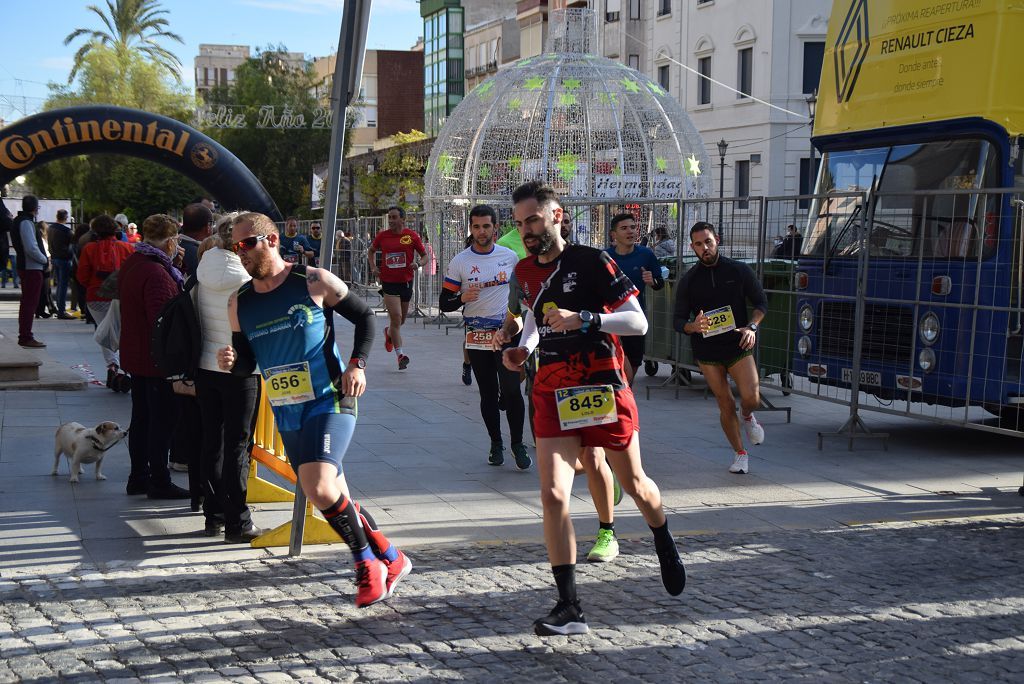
[461,363,472,386]
[488,441,504,466]
[656,540,686,596]
[511,443,532,471]
[534,600,589,636]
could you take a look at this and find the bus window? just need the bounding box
[806,139,998,259]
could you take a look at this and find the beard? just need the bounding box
[243,250,273,279]
[700,249,719,265]
[474,235,493,249]
[525,230,555,256]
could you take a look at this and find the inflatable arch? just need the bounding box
[0,105,282,221]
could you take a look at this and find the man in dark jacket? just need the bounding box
[178,202,214,277]
[10,196,48,347]
[48,209,75,318]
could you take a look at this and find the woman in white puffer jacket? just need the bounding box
[193,215,262,542]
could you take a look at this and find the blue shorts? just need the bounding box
[279,412,356,473]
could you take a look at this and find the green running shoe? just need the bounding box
[511,442,532,471]
[488,441,504,466]
[612,473,624,506]
[586,528,619,563]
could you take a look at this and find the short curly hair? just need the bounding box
[142,214,179,245]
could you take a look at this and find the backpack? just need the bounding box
[151,276,202,378]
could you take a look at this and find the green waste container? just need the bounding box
[754,259,796,384]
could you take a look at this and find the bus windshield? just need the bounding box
[803,138,999,259]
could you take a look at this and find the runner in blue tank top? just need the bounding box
[217,212,411,608]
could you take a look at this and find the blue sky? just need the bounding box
[0,0,424,119]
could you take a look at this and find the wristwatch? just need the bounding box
[349,357,366,369]
[748,322,759,333]
[579,310,594,332]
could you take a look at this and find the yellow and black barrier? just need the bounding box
[245,381,341,548]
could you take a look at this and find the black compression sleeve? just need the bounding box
[331,293,375,362]
[439,288,463,313]
[230,331,258,376]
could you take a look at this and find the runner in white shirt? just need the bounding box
[440,205,530,470]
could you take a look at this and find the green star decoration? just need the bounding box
[655,157,668,173]
[559,93,577,106]
[613,164,623,175]
[556,154,578,181]
[479,164,491,180]
[438,153,454,176]
[509,156,523,172]
[686,155,702,177]
[562,78,582,91]
[648,82,667,97]
[669,204,679,219]
[476,81,495,97]
[621,78,641,94]
[524,76,546,90]
[508,97,523,111]
[597,91,618,105]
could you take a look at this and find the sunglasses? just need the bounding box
[232,235,269,253]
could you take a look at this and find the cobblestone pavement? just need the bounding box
[2,515,1023,683]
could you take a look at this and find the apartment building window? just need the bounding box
[658,65,670,92]
[697,56,711,104]
[737,47,752,98]
[606,0,620,22]
[629,0,641,20]
[658,0,671,16]
[735,160,750,209]
[628,54,640,71]
[802,41,825,94]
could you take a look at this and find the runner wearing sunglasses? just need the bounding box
[219,213,412,608]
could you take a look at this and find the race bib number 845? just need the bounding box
[555,385,616,430]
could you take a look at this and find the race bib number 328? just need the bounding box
[702,305,737,338]
[264,362,316,406]
[555,385,617,430]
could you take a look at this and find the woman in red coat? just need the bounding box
[118,214,190,500]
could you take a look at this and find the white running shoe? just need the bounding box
[743,414,764,445]
[729,452,749,474]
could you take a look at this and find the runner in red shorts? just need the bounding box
[367,207,426,370]
[502,181,686,636]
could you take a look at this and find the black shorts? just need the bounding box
[620,333,646,370]
[381,281,413,302]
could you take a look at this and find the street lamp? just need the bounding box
[717,138,728,232]
[806,89,818,203]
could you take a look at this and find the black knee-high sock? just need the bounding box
[552,564,577,604]
[321,495,375,562]
[354,502,399,562]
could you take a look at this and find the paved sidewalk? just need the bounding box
[1,300,1023,681]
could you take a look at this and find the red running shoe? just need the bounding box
[354,558,388,607]
[384,550,412,598]
[384,326,393,352]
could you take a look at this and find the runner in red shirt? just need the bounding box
[367,207,426,370]
[502,181,685,636]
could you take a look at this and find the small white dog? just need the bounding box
[52,421,128,483]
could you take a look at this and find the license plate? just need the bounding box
[841,368,881,386]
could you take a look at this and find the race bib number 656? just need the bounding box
[264,362,316,406]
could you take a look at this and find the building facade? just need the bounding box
[596,0,831,206]
[194,44,250,97]
[313,50,425,158]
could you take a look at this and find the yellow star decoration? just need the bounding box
[686,155,702,177]
[524,76,546,90]
[655,157,668,173]
[476,81,495,97]
[562,78,582,91]
[559,93,577,106]
[556,154,578,181]
[648,82,667,97]
[622,78,641,93]
[508,97,523,111]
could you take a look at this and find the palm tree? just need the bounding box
[64,0,184,83]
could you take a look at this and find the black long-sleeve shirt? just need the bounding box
[673,255,768,362]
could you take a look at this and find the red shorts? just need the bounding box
[531,386,639,450]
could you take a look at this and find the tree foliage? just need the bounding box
[64,0,184,84]
[26,46,200,219]
[202,47,333,217]
[354,130,429,215]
